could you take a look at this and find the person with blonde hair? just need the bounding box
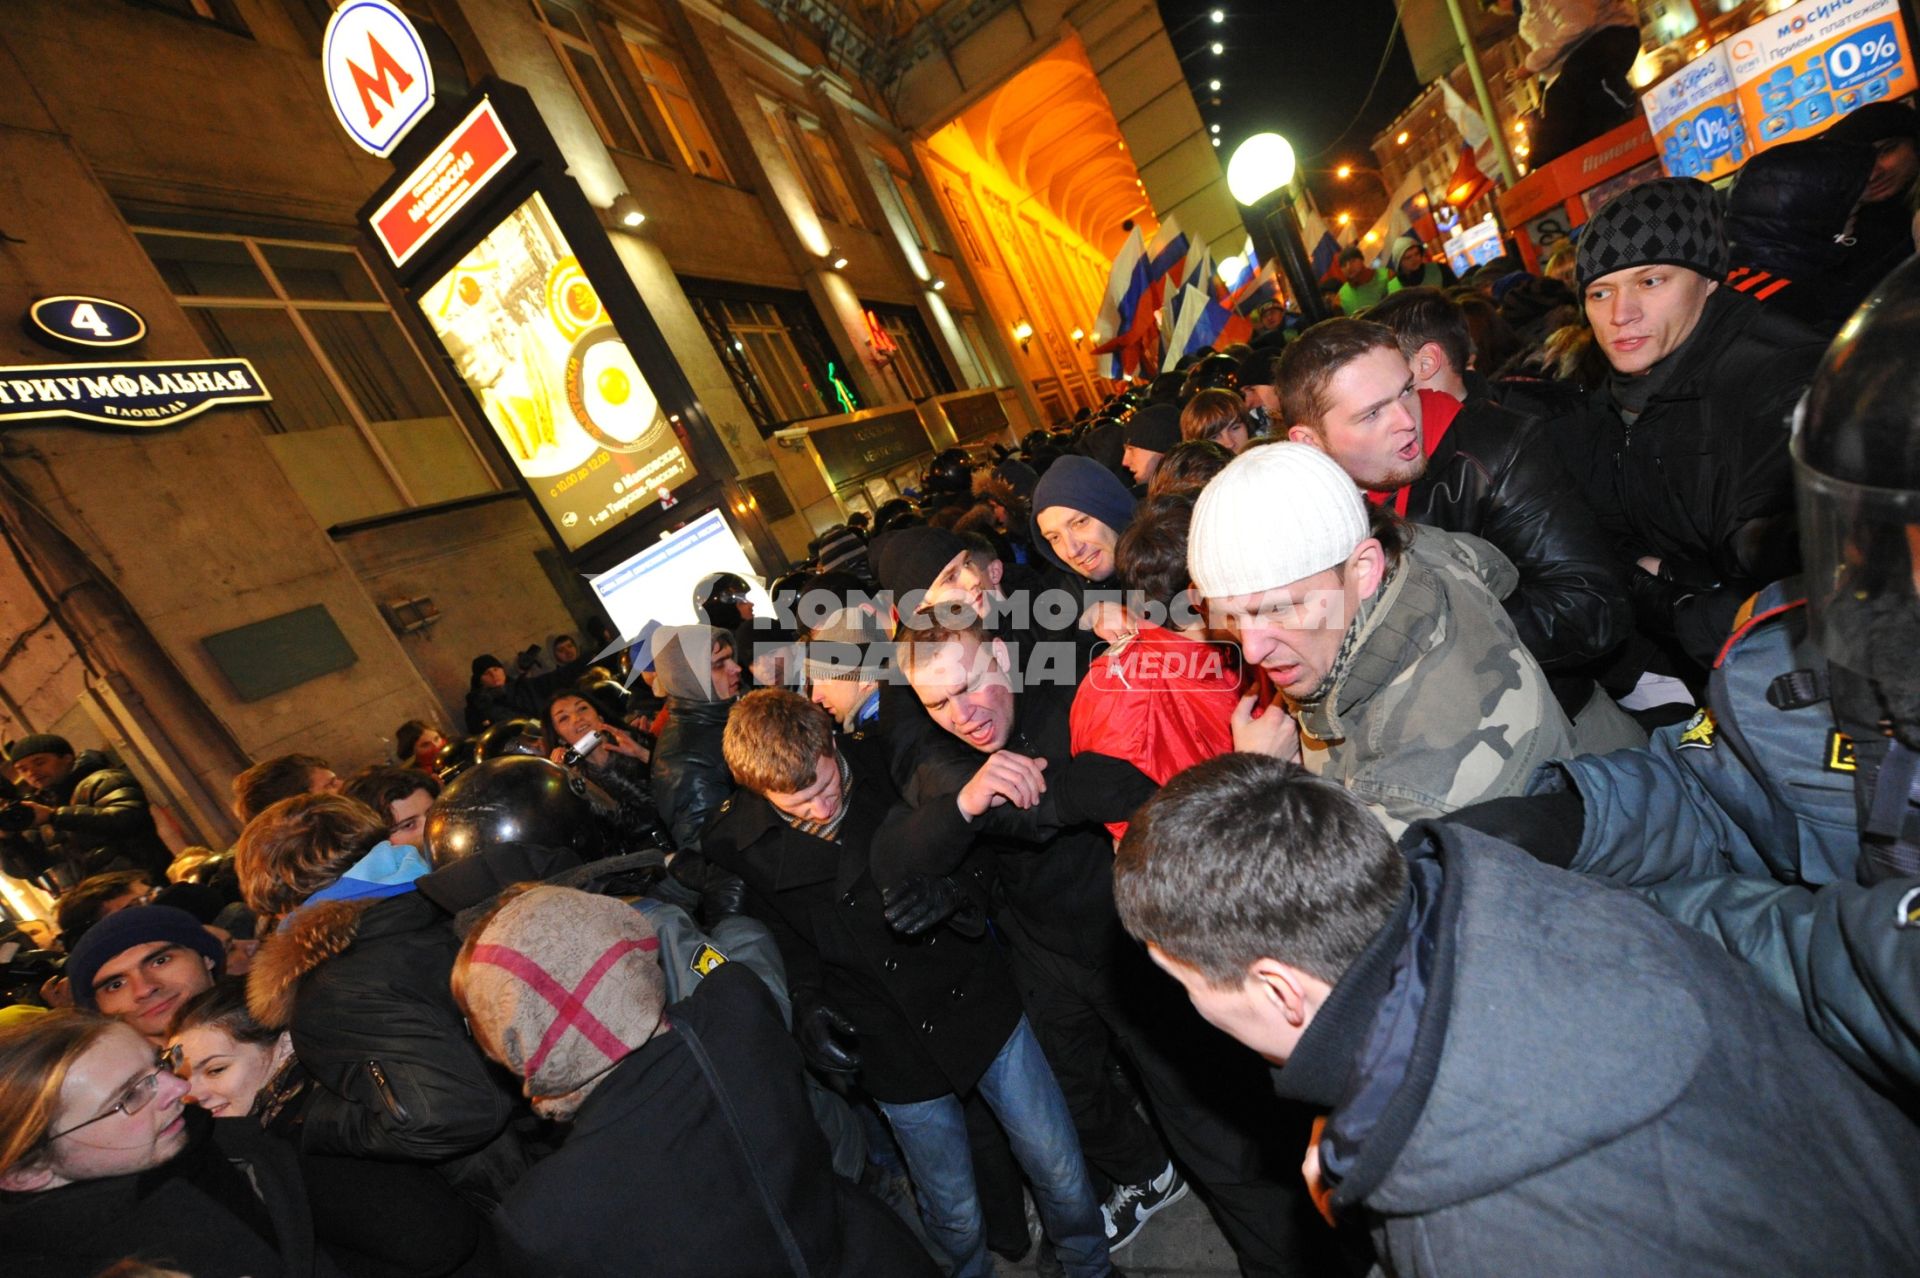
[0,1011,333,1277]
[705,689,1109,1277]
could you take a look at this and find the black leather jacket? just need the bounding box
[650,696,735,851]
[1404,391,1631,683]
[0,750,171,886]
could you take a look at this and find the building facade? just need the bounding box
[0,0,1242,906]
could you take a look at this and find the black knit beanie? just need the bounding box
[1577,177,1727,287]
[1124,404,1181,454]
[1028,455,1137,575]
[875,526,969,601]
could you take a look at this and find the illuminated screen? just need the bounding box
[589,508,774,638]
[418,191,696,550]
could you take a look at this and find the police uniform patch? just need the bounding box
[1676,708,1717,751]
[1897,887,1920,930]
[1826,729,1857,774]
[689,943,728,976]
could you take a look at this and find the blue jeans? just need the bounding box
[879,1017,1110,1278]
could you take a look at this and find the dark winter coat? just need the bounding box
[701,737,1023,1103]
[0,749,171,885]
[873,677,1158,965]
[651,696,734,850]
[0,1108,344,1278]
[1725,138,1879,337]
[1278,822,1920,1275]
[1558,286,1824,669]
[1399,389,1630,687]
[252,1057,495,1277]
[246,847,591,1202]
[493,961,936,1277]
[464,683,533,734]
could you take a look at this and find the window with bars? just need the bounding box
[621,33,733,182]
[683,282,852,433]
[531,0,670,160]
[133,228,500,528]
[863,304,954,402]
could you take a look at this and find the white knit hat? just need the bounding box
[1188,443,1369,599]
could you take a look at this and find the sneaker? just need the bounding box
[1100,1162,1189,1251]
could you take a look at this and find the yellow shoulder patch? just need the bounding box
[689,943,728,976]
[1676,708,1717,751]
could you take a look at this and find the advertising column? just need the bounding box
[356,80,769,577]
[1729,0,1915,152]
[1643,45,1749,179]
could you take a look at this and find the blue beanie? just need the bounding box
[1029,455,1137,576]
[66,905,225,1010]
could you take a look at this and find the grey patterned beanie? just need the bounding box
[1576,177,1727,288]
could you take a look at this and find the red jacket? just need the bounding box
[1069,626,1239,839]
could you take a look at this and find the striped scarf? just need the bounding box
[779,749,856,843]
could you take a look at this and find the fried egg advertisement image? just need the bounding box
[420,191,697,549]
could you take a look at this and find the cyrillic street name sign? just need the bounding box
[0,359,271,428]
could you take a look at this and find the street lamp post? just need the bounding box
[1227,133,1331,325]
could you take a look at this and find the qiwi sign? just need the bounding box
[323,0,436,158]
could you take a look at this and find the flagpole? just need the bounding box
[1441,0,1518,186]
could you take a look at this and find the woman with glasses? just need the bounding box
[0,1010,334,1277]
[165,983,493,1277]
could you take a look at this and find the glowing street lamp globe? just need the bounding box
[1226,132,1297,205]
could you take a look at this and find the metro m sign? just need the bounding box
[323,0,435,158]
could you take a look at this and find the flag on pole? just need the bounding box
[1438,78,1501,175]
[1296,204,1341,281]
[1092,226,1149,379]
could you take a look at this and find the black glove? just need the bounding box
[795,999,861,1079]
[1439,788,1585,868]
[667,851,748,926]
[881,873,968,936]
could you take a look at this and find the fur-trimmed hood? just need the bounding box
[246,844,668,1031]
[246,897,379,1031]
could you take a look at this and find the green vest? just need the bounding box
[1338,267,1392,314]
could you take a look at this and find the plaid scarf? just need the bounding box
[779,748,856,843]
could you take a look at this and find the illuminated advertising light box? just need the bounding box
[358,81,721,563]
[589,508,774,639]
[1727,0,1914,154]
[417,192,695,550]
[1642,44,1749,180]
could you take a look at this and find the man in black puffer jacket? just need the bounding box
[2,734,171,888]
[1724,138,1881,339]
[1559,177,1826,679]
[1278,311,1642,752]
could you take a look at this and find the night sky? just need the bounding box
[1156,0,1422,222]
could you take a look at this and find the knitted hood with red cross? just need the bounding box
[455,886,668,1120]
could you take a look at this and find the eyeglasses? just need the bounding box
[43,1057,170,1144]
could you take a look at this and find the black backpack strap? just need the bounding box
[677,1018,815,1278]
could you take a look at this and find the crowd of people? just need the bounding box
[2,153,1920,1278]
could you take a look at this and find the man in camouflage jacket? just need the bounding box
[1187,443,1576,835]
